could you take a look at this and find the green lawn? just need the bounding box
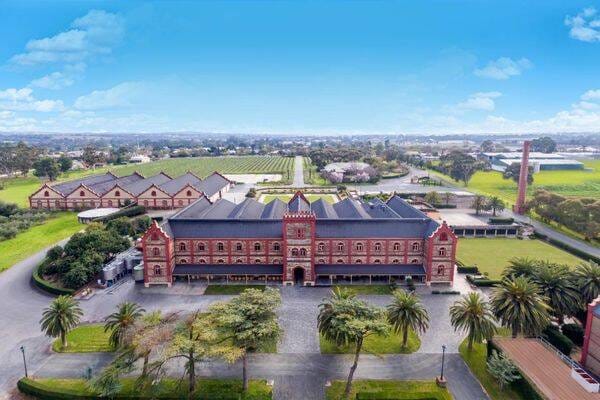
[457,238,583,280]
[204,284,268,295]
[52,324,115,353]
[325,380,452,400]
[320,329,420,354]
[19,377,272,399]
[261,194,338,204]
[332,285,394,295]
[303,156,329,186]
[0,212,81,272]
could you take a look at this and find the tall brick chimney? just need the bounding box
[513,140,531,214]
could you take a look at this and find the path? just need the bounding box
[293,155,305,187]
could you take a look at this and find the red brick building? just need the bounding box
[141,192,457,287]
[29,171,231,211]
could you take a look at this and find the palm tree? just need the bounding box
[104,302,145,348]
[501,257,537,280]
[40,295,83,348]
[450,292,497,351]
[471,195,488,215]
[533,262,580,324]
[490,276,550,338]
[387,289,430,347]
[488,196,505,216]
[574,261,600,306]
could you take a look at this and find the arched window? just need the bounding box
[199,259,206,264]
[37,200,42,207]
[180,258,188,264]
[255,259,261,264]
[356,243,363,251]
[393,242,401,251]
[79,190,85,197]
[179,242,186,251]
[273,243,280,252]
[291,248,299,257]
[217,259,225,264]
[392,259,400,264]
[186,190,192,196]
[318,258,326,264]
[411,258,419,264]
[337,242,344,252]
[162,200,168,207]
[154,265,162,276]
[236,242,243,251]
[355,259,363,264]
[178,200,184,206]
[108,200,113,207]
[217,242,225,252]
[254,242,261,252]
[373,259,381,264]
[44,191,49,197]
[115,191,120,197]
[299,248,307,256]
[336,259,344,264]
[296,228,304,238]
[153,247,160,256]
[412,242,420,252]
[437,265,445,274]
[318,243,325,252]
[151,190,157,196]
[438,248,446,256]
[143,200,149,206]
[374,242,382,251]
[440,233,448,241]
[236,258,244,264]
[197,243,205,251]
[272,258,280,264]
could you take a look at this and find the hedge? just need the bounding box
[17,378,245,400]
[357,394,437,400]
[94,205,146,223]
[533,232,600,264]
[431,290,461,295]
[457,266,479,274]
[543,325,574,356]
[431,204,457,209]
[32,262,75,296]
[465,275,501,287]
[488,217,514,224]
[561,323,584,346]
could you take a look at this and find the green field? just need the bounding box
[325,380,452,400]
[320,329,420,354]
[204,284,268,295]
[0,212,81,272]
[261,194,338,204]
[52,324,114,353]
[457,238,583,279]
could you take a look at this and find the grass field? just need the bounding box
[457,238,583,279]
[52,324,115,353]
[0,212,81,272]
[332,284,394,295]
[204,284,268,295]
[325,380,452,400]
[261,194,338,204]
[320,329,420,354]
[303,156,329,186]
[20,378,272,399]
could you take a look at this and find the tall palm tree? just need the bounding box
[533,262,580,324]
[574,261,600,306]
[488,196,505,216]
[40,295,83,348]
[501,257,537,280]
[387,289,430,347]
[490,276,550,338]
[104,302,145,348]
[450,292,497,351]
[471,195,487,216]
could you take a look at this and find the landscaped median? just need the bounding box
[320,329,420,354]
[204,284,268,295]
[52,324,114,353]
[325,380,452,400]
[18,377,272,399]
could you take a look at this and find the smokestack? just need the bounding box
[513,140,531,214]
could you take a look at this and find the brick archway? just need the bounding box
[293,267,305,284]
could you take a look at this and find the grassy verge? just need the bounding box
[0,212,81,272]
[325,379,452,400]
[457,238,583,280]
[320,330,420,354]
[203,284,269,295]
[261,194,338,204]
[303,157,329,186]
[332,285,394,295]
[18,377,272,399]
[52,324,115,353]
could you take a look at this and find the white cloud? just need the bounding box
[474,57,533,80]
[581,89,600,100]
[565,7,600,42]
[456,91,502,111]
[0,87,64,112]
[10,10,124,66]
[74,82,143,110]
[29,63,86,90]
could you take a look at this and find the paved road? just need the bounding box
[293,155,305,187]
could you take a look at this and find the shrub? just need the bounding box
[488,217,514,224]
[406,278,415,291]
[32,264,75,296]
[94,205,146,222]
[431,290,460,295]
[106,217,135,237]
[561,323,584,346]
[457,266,479,274]
[543,325,574,356]
[46,246,63,262]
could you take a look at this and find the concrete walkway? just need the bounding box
[293,155,305,187]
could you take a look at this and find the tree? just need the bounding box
[574,261,600,306]
[442,192,453,206]
[104,302,146,348]
[480,140,495,152]
[450,292,497,351]
[318,289,389,399]
[488,196,505,216]
[106,217,135,237]
[531,136,557,153]
[487,350,520,391]
[490,276,551,338]
[210,288,282,392]
[386,289,430,348]
[13,142,37,176]
[503,163,533,185]
[57,155,73,172]
[33,157,60,181]
[40,295,83,348]
[439,150,487,185]
[533,262,580,324]
[424,191,440,205]
[83,145,106,167]
[245,188,257,198]
[501,258,537,280]
[471,195,488,215]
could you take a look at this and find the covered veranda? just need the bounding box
[314,264,427,286]
[173,264,283,284]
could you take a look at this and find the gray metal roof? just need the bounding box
[51,172,116,195]
[386,196,429,218]
[228,198,266,219]
[173,264,282,275]
[260,198,287,219]
[168,219,283,238]
[315,264,426,275]
[158,172,202,195]
[288,193,310,212]
[315,219,434,238]
[170,197,213,219]
[195,173,229,197]
[126,172,173,195]
[333,198,373,219]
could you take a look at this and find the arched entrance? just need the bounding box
[293,267,305,285]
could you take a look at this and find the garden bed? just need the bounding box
[325,380,452,400]
[320,330,420,354]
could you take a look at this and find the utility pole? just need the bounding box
[20,346,28,377]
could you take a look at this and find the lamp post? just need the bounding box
[20,346,28,378]
[436,344,447,387]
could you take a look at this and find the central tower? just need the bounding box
[283,192,316,286]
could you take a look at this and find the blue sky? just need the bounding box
[1,0,600,135]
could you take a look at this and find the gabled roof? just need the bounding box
[65,183,101,198]
[311,198,338,219]
[88,173,145,196]
[333,198,372,219]
[288,191,310,212]
[170,197,213,219]
[125,172,172,196]
[51,172,116,196]
[228,198,266,219]
[386,196,429,218]
[195,172,230,197]
[158,172,203,195]
[29,183,65,199]
[260,198,287,219]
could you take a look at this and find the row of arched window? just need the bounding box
[177,241,281,253]
[315,258,421,264]
[316,241,421,253]
[177,258,280,265]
